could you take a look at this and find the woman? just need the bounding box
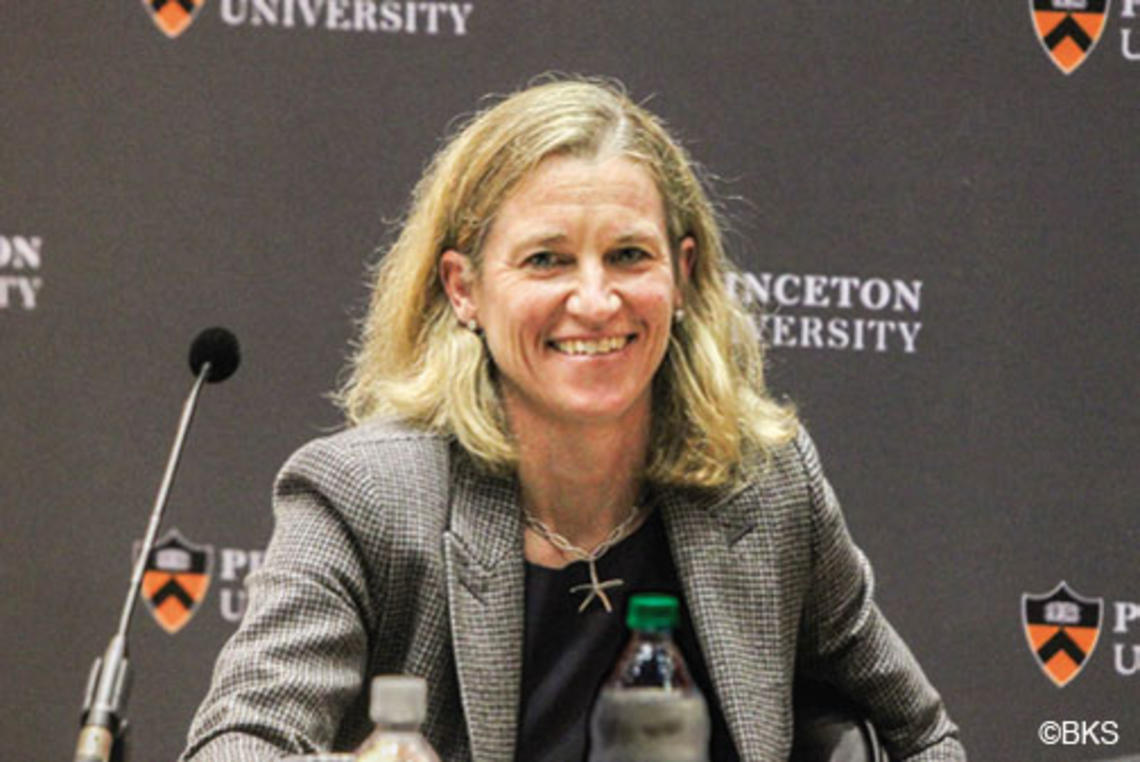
[182,78,965,761]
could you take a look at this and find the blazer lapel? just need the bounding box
[443,449,525,761]
[658,481,789,759]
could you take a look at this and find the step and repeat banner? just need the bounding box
[3,2,1137,760]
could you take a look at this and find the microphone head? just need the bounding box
[189,327,241,383]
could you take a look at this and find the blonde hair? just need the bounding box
[338,76,796,487]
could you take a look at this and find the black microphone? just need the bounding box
[189,326,240,383]
[74,328,240,762]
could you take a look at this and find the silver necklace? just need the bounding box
[522,505,644,613]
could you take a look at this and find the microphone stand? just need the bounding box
[74,363,212,762]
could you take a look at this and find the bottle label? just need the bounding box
[589,689,710,762]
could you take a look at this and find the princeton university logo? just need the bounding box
[1030,0,1111,74]
[143,0,207,38]
[139,530,214,634]
[1023,581,1103,687]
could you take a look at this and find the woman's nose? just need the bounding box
[565,263,620,321]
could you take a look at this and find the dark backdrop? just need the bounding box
[3,2,1138,759]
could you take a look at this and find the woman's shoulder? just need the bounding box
[276,417,453,501]
[291,416,448,455]
[746,422,821,490]
[729,423,842,528]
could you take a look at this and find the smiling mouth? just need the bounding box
[548,335,635,356]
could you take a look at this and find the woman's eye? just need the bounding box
[612,247,650,264]
[523,251,560,269]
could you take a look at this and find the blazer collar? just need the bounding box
[443,446,525,760]
[656,479,786,759]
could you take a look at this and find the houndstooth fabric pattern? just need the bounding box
[180,419,965,761]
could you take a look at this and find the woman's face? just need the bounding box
[442,153,692,429]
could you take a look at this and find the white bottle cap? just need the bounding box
[369,675,428,726]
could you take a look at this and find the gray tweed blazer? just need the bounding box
[181,420,964,761]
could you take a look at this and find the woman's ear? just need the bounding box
[439,249,478,324]
[675,236,696,306]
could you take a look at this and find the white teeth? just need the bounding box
[552,336,630,356]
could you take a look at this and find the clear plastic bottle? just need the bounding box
[588,593,711,762]
[354,675,441,762]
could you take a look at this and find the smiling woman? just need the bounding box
[340,78,794,489]
[180,77,965,761]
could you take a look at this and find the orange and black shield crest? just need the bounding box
[1023,581,1102,687]
[140,529,213,634]
[142,0,206,39]
[1030,0,1111,75]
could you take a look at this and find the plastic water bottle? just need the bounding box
[588,593,711,762]
[355,675,441,762]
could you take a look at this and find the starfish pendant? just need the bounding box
[569,558,624,613]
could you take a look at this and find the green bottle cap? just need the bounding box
[626,593,680,631]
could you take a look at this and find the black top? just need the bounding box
[516,509,741,762]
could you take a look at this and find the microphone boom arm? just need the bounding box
[74,362,212,762]
[119,363,209,637]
